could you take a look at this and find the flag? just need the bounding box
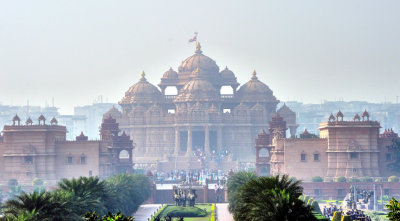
[188,32,198,43]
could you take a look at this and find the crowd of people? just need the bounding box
[153,169,228,186]
[323,205,372,221]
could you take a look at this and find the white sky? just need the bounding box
[0,1,399,114]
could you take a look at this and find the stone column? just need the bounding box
[217,126,223,153]
[174,127,180,156]
[205,126,210,155]
[186,127,193,156]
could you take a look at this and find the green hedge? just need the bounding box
[312,176,323,182]
[159,206,207,219]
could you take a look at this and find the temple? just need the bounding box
[108,42,294,170]
[0,114,134,184]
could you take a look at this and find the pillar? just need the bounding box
[205,126,210,155]
[174,127,180,155]
[217,127,223,153]
[186,127,192,156]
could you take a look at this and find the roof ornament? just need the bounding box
[26,117,33,125]
[140,71,146,81]
[195,42,202,54]
[251,70,258,80]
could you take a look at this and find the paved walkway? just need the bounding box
[134,204,162,221]
[216,203,234,221]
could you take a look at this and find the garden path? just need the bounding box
[134,204,162,221]
[216,203,234,221]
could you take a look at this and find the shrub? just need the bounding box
[388,176,400,182]
[312,176,323,182]
[311,200,322,214]
[332,211,341,221]
[348,178,360,182]
[386,197,400,221]
[375,178,384,182]
[32,178,44,186]
[160,206,207,219]
[361,176,373,182]
[341,215,352,221]
[334,176,346,182]
[8,179,18,187]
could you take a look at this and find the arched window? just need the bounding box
[119,150,130,159]
[259,148,269,158]
[220,86,234,95]
[165,86,178,95]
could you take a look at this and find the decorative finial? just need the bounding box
[140,70,146,81]
[251,70,258,80]
[195,42,202,54]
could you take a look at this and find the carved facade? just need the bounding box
[109,43,288,168]
[0,115,134,183]
[263,110,400,181]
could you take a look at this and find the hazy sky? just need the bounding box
[1,1,399,114]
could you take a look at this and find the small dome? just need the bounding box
[237,70,277,102]
[104,106,122,119]
[12,114,20,122]
[207,103,219,113]
[50,117,58,125]
[38,114,46,121]
[328,113,336,121]
[174,68,220,102]
[26,117,33,125]
[234,102,250,112]
[178,43,219,74]
[162,67,178,79]
[336,110,344,118]
[362,109,369,118]
[120,71,163,104]
[251,102,265,111]
[277,103,295,115]
[353,113,361,121]
[220,66,235,79]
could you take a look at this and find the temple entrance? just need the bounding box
[192,131,205,151]
[180,131,188,152]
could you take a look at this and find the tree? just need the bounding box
[106,174,151,215]
[226,171,256,213]
[1,190,73,221]
[56,176,114,216]
[312,176,323,182]
[387,139,400,172]
[387,197,400,221]
[334,176,346,182]
[233,175,317,221]
[388,176,400,183]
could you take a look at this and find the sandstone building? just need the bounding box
[107,43,297,169]
[0,114,134,183]
[255,110,399,181]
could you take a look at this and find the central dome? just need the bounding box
[178,42,219,74]
[174,68,220,102]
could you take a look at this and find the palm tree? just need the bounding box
[226,171,256,213]
[56,176,113,216]
[233,175,317,221]
[1,190,72,221]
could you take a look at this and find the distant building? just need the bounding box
[74,103,117,139]
[255,110,400,181]
[284,101,400,136]
[0,114,134,184]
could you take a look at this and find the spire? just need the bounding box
[195,42,202,54]
[251,70,258,80]
[140,70,147,81]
